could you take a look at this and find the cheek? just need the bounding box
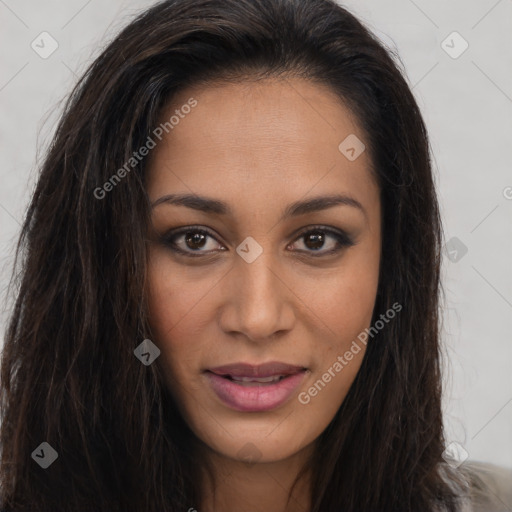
[298,256,378,395]
[146,251,209,384]
[309,283,373,370]
[301,256,379,344]
[295,278,376,432]
[146,249,208,334]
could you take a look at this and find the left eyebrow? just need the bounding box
[282,194,367,222]
[151,193,367,222]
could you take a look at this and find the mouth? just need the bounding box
[203,361,308,412]
[215,374,289,385]
[207,361,307,379]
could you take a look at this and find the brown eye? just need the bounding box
[289,226,355,257]
[303,231,326,250]
[184,231,207,250]
[161,227,225,257]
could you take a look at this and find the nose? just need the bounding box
[218,251,296,343]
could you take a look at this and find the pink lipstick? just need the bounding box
[204,362,307,412]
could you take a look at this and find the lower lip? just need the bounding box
[204,371,307,412]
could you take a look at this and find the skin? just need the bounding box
[145,77,381,512]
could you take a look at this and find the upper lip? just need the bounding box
[207,362,307,378]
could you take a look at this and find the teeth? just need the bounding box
[229,375,284,383]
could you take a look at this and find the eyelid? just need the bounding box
[291,224,353,243]
[160,224,355,257]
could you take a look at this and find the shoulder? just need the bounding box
[457,460,512,512]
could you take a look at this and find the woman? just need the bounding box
[0,0,509,510]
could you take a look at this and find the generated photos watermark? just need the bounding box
[298,301,402,405]
[93,97,197,200]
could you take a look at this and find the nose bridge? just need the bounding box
[240,250,277,301]
[222,246,293,340]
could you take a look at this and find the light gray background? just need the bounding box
[1,0,511,469]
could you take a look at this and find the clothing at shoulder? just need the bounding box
[452,460,512,512]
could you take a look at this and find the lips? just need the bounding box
[204,361,308,412]
[208,361,307,379]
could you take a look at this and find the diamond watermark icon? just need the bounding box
[445,236,468,263]
[134,338,161,366]
[338,134,365,161]
[31,31,59,59]
[236,236,263,263]
[442,441,469,468]
[441,31,468,59]
[237,442,262,467]
[31,442,58,469]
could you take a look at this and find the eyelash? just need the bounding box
[159,224,355,258]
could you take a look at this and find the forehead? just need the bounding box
[146,77,377,209]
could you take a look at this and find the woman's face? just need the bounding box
[146,77,381,465]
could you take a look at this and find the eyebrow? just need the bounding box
[151,193,367,222]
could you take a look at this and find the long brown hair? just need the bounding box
[1,0,465,510]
